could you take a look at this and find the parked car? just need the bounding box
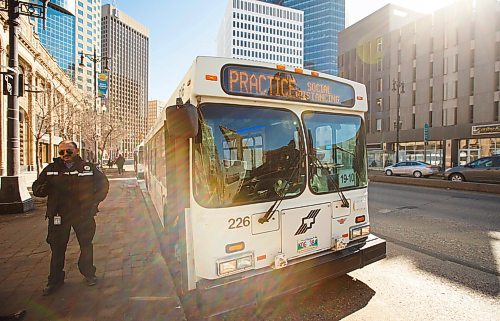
[384,161,440,178]
[444,155,500,183]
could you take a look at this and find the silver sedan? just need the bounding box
[384,161,440,178]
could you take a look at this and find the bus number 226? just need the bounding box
[228,216,251,229]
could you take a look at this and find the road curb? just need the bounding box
[368,174,500,194]
[136,179,188,320]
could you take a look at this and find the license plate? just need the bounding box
[297,236,318,253]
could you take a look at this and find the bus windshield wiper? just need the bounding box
[309,152,350,208]
[258,150,301,224]
[333,144,355,156]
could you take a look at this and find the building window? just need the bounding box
[469,105,474,123]
[376,98,383,111]
[376,119,382,131]
[495,101,499,121]
[496,71,500,91]
[429,85,433,102]
[429,61,433,77]
[470,49,475,67]
[376,37,383,52]
[429,110,433,127]
[443,57,448,75]
[377,78,383,92]
[377,57,382,71]
[454,54,458,72]
[470,77,474,96]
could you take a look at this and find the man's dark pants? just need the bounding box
[46,215,96,284]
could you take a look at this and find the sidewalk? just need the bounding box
[0,170,186,321]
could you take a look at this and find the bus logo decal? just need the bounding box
[295,209,321,235]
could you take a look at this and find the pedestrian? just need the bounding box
[115,154,125,175]
[107,158,113,169]
[32,140,109,296]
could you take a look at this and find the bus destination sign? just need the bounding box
[221,65,355,107]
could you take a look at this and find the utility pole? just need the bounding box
[79,46,111,164]
[0,0,49,214]
[392,79,405,164]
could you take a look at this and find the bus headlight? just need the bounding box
[218,260,237,275]
[350,225,370,239]
[217,253,254,276]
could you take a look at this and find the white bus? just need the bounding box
[144,57,386,317]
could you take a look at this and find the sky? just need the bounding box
[104,0,456,102]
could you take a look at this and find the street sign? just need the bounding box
[424,123,429,143]
[1,72,23,96]
[2,72,14,96]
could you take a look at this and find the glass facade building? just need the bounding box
[260,0,345,76]
[38,0,76,80]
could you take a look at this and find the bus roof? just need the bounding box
[147,56,367,140]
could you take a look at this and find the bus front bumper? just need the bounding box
[196,234,386,317]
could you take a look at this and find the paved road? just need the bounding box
[215,183,500,321]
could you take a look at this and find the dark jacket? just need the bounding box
[115,156,125,167]
[32,156,109,219]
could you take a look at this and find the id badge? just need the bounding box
[54,215,61,225]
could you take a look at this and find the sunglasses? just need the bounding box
[58,149,74,156]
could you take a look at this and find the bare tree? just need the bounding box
[26,75,85,176]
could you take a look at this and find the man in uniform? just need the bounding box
[32,140,109,296]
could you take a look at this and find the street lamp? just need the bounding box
[79,46,111,163]
[392,79,405,163]
[0,0,49,214]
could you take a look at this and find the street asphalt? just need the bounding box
[0,168,186,321]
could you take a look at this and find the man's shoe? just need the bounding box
[85,275,97,286]
[42,281,63,296]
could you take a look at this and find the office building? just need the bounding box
[1,13,84,174]
[101,4,149,159]
[261,0,345,75]
[37,0,76,80]
[75,0,102,94]
[147,100,166,132]
[338,1,500,169]
[38,0,102,90]
[218,0,304,68]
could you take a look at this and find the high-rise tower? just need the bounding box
[101,4,149,159]
[218,0,304,68]
[260,0,345,75]
[38,0,76,80]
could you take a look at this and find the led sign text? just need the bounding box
[222,65,355,107]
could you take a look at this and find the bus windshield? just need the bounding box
[302,112,367,193]
[194,103,306,208]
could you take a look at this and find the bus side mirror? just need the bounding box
[166,103,198,138]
